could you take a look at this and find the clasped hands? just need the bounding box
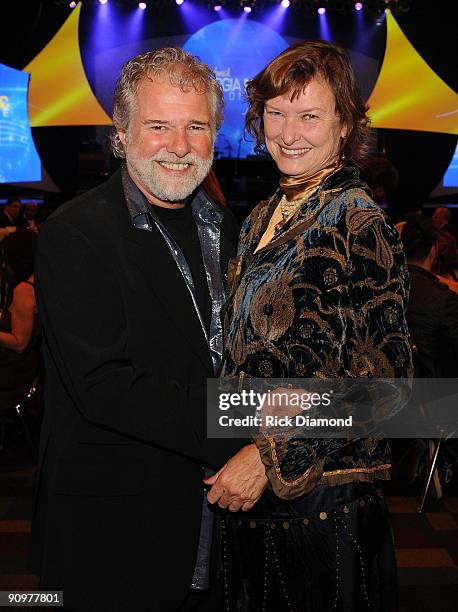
[204,387,305,512]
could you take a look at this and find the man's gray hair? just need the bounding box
[111,47,224,158]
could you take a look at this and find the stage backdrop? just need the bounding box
[1,2,457,187]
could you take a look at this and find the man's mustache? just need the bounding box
[149,154,207,165]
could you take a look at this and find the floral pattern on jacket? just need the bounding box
[221,166,412,499]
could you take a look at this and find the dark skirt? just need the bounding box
[217,482,397,612]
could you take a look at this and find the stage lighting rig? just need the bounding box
[240,0,257,13]
[54,0,411,15]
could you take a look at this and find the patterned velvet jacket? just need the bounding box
[221,166,412,499]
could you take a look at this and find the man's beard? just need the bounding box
[126,149,213,203]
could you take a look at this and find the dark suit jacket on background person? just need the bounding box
[407,263,458,377]
[31,167,245,611]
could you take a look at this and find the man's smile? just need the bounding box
[157,161,192,171]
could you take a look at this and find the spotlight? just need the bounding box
[318,6,326,14]
[98,0,108,5]
[214,4,222,11]
[69,1,77,7]
[176,0,184,4]
[281,0,290,7]
[138,1,147,8]
[355,2,363,10]
[243,5,252,12]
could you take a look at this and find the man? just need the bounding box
[402,215,458,377]
[32,48,266,612]
[396,215,458,495]
[0,197,22,227]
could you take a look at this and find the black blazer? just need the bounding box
[31,169,245,611]
[407,263,458,377]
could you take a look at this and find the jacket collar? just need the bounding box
[407,263,439,283]
[247,165,369,257]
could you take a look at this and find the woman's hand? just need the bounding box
[204,443,268,512]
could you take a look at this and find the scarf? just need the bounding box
[279,162,341,202]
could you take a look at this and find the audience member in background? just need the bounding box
[397,216,458,494]
[0,230,40,409]
[432,206,457,240]
[361,152,399,209]
[433,229,458,283]
[402,215,458,377]
[397,217,458,294]
[18,203,40,232]
[0,198,22,228]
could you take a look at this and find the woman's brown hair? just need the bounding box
[245,40,371,166]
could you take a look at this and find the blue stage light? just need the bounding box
[281,0,290,7]
[318,7,326,15]
[138,1,147,9]
[355,2,363,10]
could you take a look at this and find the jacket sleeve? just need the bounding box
[36,218,246,468]
[255,210,413,499]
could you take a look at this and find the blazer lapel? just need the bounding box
[122,222,213,374]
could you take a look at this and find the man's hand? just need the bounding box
[204,444,268,512]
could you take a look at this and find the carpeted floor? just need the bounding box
[1,433,457,611]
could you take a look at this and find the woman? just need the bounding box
[0,230,39,410]
[219,41,412,611]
